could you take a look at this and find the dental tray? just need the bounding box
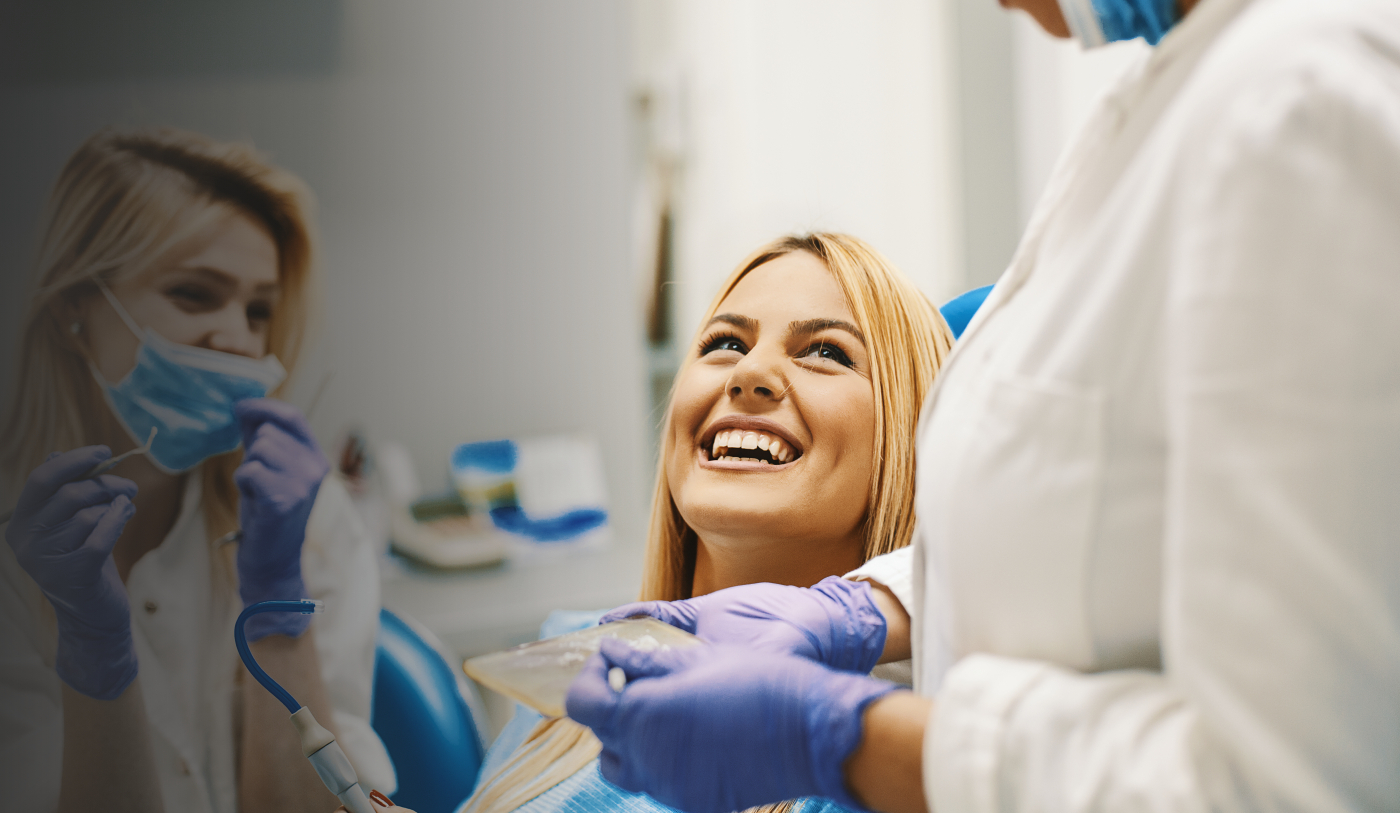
[463,617,704,717]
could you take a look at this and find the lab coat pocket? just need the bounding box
[948,373,1104,669]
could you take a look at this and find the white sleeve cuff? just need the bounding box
[844,546,915,615]
[924,654,1049,813]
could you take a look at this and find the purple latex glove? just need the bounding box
[233,399,329,640]
[5,447,139,700]
[568,638,898,813]
[601,577,887,673]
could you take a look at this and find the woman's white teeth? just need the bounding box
[708,429,797,463]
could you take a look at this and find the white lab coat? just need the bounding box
[887,0,1400,808]
[0,472,395,812]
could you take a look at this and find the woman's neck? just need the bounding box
[690,530,865,596]
[97,418,186,582]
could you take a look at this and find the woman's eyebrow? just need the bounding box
[788,318,865,345]
[705,313,758,332]
[169,265,280,296]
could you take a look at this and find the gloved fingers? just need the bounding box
[599,600,699,633]
[565,652,621,733]
[232,458,271,502]
[234,398,319,449]
[18,446,113,509]
[27,501,123,562]
[243,421,328,477]
[596,636,695,681]
[81,495,136,559]
[34,475,138,524]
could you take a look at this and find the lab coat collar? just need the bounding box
[926,0,1259,420]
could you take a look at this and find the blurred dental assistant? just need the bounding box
[0,129,391,813]
[566,0,1400,811]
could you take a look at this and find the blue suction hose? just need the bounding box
[236,600,376,813]
[235,600,318,712]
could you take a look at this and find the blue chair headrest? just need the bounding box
[939,285,994,340]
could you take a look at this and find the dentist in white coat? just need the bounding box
[565,0,1400,811]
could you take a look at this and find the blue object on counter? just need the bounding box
[451,440,517,474]
[489,505,608,543]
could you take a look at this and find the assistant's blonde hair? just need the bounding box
[0,126,317,548]
[464,234,953,813]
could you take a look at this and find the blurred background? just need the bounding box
[0,0,1144,733]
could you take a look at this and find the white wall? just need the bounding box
[0,1,653,548]
[631,0,964,341]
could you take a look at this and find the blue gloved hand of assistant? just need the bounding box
[233,399,329,640]
[5,447,139,700]
[567,638,899,813]
[601,576,888,674]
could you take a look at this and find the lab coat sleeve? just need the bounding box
[925,49,1400,812]
[302,475,397,795]
[844,545,915,612]
[0,545,62,811]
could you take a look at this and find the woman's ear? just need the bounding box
[48,285,98,360]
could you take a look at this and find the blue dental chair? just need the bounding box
[372,608,489,813]
[940,284,994,340]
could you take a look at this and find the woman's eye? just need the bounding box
[700,334,748,356]
[246,301,273,326]
[166,285,218,310]
[800,342,855,368]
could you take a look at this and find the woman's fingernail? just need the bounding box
[370,789,395,807]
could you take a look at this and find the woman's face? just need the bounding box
[666,251,877,577]
[83,210,281,383]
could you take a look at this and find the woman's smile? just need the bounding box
[699,415,804,468]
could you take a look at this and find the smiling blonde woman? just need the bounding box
[456,233,953,813]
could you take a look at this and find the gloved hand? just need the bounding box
[5,447,139,700]
[600,576,888,673]
[234,399,329,640]
[567,638,899,813]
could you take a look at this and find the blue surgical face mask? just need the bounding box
[91,282,286,474]
[1056,0,1179,47]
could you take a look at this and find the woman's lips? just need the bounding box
[698,416,805,466]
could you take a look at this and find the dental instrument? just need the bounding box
[236,599,376,813]
[0,427,157,526]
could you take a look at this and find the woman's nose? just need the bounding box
[205,303,264,358]
[726,347,786,402]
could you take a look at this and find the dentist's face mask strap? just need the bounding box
[93,281,287,474]
[1056,0,1179,47]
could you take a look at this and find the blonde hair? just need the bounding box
[464,234,953,813]
[0,127,317,539]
